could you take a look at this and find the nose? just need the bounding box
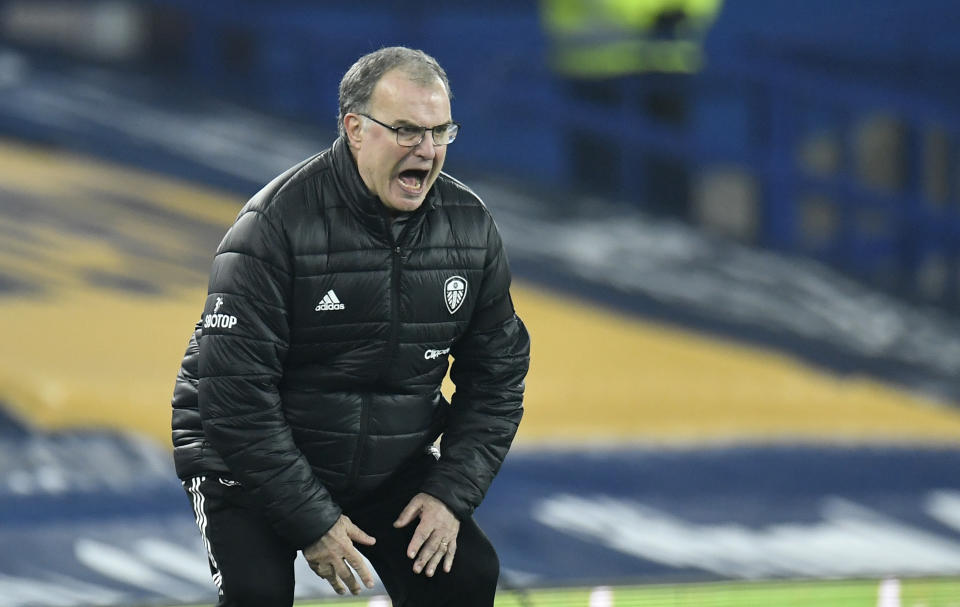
[412,134,437,159]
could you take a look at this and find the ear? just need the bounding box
[344,113,364,148]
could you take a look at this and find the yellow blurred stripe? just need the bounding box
[0,287,205,444]
[511,286,960,445]
[0,139,241,224]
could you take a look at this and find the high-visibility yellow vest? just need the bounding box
[540,0,723,76]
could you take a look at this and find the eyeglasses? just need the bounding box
[360,114,460,147]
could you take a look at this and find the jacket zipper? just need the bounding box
[383,214,409,364]
[347,393,369,487]
[350,222,402,489]
[388,244,402,359]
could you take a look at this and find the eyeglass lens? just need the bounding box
[396,123,459,146]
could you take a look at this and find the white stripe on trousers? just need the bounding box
[185,476,223,592]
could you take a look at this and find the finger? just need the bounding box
[424,544,446,577]
[344,552,377,589]
[443,540,456,573]
[325,576,346,595]
[413,533,445,574]
[406,526,432,561]
[319,565,346,595]
[333,558,362,595]
[347,523,377,546]
[393,497,423,528]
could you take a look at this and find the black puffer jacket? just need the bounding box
[171,138,530,549]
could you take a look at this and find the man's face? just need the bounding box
[347,69,451,213]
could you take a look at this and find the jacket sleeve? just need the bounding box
[420,218,531,519]
[198,207,342,549]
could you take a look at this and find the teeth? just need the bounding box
[398,172,425,192]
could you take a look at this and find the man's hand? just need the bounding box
[393,492,460,577]
[302,515,377,595]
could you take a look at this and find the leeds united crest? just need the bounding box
[444,276,467,314]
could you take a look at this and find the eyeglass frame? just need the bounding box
[358,113,460,147]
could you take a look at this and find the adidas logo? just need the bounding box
[315,289,345,311]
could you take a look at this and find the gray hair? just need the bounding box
[338,46,452,139]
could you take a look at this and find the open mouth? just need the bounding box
[397,169,429,194]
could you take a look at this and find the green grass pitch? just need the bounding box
[162,577,960,607]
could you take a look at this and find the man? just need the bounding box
[170,46,530,607]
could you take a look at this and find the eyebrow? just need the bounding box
[392,118,452,129]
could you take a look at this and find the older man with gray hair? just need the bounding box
[170,46,530,606]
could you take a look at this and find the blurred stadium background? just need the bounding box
[2,1,960,605]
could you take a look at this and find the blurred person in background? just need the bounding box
[170,46,530,607]
[539,0,722,214]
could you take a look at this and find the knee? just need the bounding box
[462,540,500,593]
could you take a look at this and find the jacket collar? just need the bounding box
[330,137,439,241]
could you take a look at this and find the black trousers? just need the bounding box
[182,454,500,606]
